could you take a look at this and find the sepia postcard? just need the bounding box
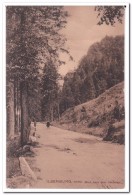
[2,1,130,193]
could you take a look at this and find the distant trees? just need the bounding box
[28,78,42,121]
[41,61,59,121]
[60,73,75,113]
[60,35,124,114]
[95,6,125,26]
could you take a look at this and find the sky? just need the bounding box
[58,6,124,77]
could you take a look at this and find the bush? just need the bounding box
[7,157,21,178]
[7,136,21,157]
[6,136,22,179]
[112,134,125,144]
[103,123,125,144]
[103,124,116,141]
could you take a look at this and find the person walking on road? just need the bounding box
[46,121,51,128]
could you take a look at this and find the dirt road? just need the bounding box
[31,123,124,189]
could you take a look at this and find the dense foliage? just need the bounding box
[95,6,125,26]
[59,35,124,114]
[41,61,59,121]
[6,6,68,143]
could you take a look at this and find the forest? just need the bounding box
[60,35,124,114]
[28,35,124,129]
[6,6,124,147]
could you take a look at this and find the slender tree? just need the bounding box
[41,61,59,121]
[6,82,15,138]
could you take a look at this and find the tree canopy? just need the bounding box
[6,6,68,82]
[95,6,125,26]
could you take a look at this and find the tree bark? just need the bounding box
[20,81,30,146]
[14,79,20,134]
[7,82,15,138]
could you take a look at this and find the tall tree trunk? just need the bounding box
[18,81,21,133]
[14,79,19,134]
[58,102,60,121]
[17,80,21,133]
[18,105,21,133]
[20,81,29,146]
[7,82,15,138]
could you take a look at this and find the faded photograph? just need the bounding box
[6,6,125,190]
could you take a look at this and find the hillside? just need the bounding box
[59,36,124,115]
[55,82,125,144]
